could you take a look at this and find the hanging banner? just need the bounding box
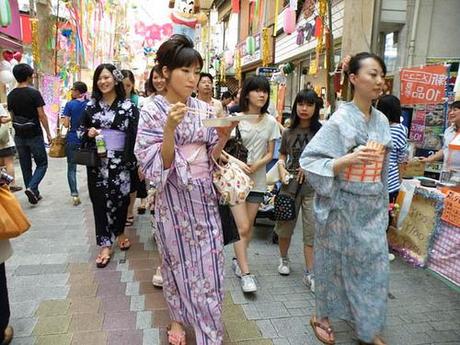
[41,75,62,134]
[400,65,447,105]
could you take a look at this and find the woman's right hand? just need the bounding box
[88,127,99,138]
[279,166,289,184]
[165,102,187,131]
[346,147,380,165]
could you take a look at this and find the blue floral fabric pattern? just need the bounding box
[300,102,392,342]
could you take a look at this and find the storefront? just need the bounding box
[0,0,23,103]
[273,0,344,112]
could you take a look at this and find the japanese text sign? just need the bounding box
[441,191,460,228]
[400,65,447,105]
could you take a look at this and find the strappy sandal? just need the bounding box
[167,325,186,345]
[310,315,335,345]
[125,216,134,227]
[95,248,112,268]
[118,238,131,251]
[137,206,146,214]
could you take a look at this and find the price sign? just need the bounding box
[400,65,447,105]
[441,191,460,228]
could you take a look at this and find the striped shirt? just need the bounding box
[388,123,408,193]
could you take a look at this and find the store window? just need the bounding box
[384,32,398,72]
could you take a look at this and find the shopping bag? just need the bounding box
[0,185,31,239]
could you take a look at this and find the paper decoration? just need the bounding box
[261,27,270,66]
[441,191,460,228]
[246,36,255,55]
[31,18,40,66]
[0,0,11,27]
[283,8,296,35]
[400,65,448,105]
[273,0,279,35]
[41,75,62,134]
[231,0,240,13]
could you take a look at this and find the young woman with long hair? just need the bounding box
[301,52,391,345]
[229,76,281,293]
[78,63,139,268]
[275,90,322,293]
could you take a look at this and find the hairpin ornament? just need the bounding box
[112,69,124,82]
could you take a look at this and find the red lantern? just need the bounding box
[314,16,323,37]
[283,8,296,35]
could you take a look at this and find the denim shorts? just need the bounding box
[246,191,265,204]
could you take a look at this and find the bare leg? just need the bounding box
[1,156,15,183]
[127,191,136,219]
[233,202,260,274]
[278,236,292,258]
[304,245,314,272]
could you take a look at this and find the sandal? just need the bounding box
[167,325,186,345]
[137,206,146,215]
[310,315,335,345]
[96,247,112,268]
[125,216,134,227]
[118,238,131,251]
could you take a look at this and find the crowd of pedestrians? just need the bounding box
[1,35,420,345]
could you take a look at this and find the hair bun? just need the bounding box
[170,34,194,49]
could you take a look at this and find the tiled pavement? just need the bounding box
[5,158,460,345]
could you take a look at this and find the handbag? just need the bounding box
[224,126,248,163]
[48,125,67,158]
[218,204,240,245]
[212,156,254,206]
[0,185,31,239]
[273,182,301,221]
[73,143,99,167]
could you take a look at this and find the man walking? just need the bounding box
[7,63,51,204]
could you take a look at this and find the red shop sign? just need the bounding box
[400,65,447,105]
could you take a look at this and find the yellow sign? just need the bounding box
[309,60,317,75]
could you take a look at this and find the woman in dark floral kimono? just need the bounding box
[79,63,139,268]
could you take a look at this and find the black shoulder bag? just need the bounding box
[224,126,248,163]
[73,141,99,167]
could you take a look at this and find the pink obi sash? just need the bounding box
[179,143,209,179]
[341,155,384,183]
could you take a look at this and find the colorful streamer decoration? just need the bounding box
[273,0,279,36]
[261,27,270,66]
[31,19,40,66]
[231,0,240,13]
[246,36,255,55]
[234,48,241,81]
[0,0,11,27]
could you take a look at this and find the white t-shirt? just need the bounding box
[238,114,281,192]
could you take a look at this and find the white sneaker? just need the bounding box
[152,266,163,287]
[240,274,257,293]
[388,253,395,262]
[231,258,242,278]
[277,257,290,275]
[303,272,315,293]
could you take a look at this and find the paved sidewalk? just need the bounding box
[5,158,460,345]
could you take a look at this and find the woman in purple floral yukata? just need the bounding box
[135,35,236,345]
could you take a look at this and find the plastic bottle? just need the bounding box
[95,134,106,157]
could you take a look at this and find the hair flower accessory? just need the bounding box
[112,69,124,82]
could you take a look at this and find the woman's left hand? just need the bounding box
[216,121,238,141]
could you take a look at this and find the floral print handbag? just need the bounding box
[212,156,254,206]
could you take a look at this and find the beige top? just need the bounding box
[0,104,14,150]
[0,239,13,264]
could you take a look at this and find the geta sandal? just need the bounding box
[125,216,134,227]
[118,238,131,251]
[310,315,335,345]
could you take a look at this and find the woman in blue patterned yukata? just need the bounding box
[79,63,139,268]
[135,34,236,345]
[300,52,391,345]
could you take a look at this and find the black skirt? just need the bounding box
[0,146,15,158]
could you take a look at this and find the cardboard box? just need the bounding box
[400,160,426,178]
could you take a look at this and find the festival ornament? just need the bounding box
[0,60,10,71]
[246,36,255,55]
[0,0,11,27]
[261,27,270,67]
[31,18,40,66]
[224,50,234,67]
[0,70,14,84]
[234,48,241,81]
[13,51,22,62]
[231,0,240,13]
[283,8,296,35]
[2,50,13,62]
